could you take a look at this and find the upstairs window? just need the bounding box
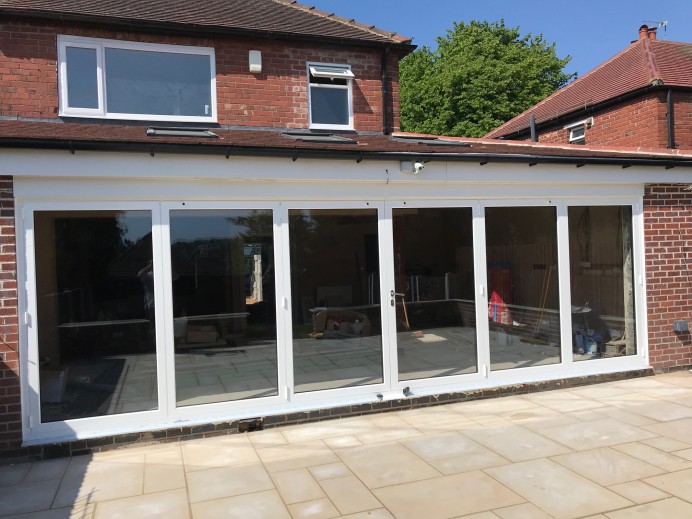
[308,63,354,129]
[569,125,586,145]
[58,36,216,122]
[564,117,592,145]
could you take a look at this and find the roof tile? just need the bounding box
[0,121,689,164]
[0,0,413,46]
[486,39,692,138]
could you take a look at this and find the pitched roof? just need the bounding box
[0,121,690,168]
[486,38,692,139]
[0,0,413,48]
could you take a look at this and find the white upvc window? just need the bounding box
[57,35,217,123]
[565,117,593,145]
[308,63,354,130]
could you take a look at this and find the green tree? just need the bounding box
[399,20,574,137]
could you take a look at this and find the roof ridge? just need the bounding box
[271,0,412,44]
[642,38,664,85]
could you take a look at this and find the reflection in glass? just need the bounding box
[310,87,349,125]
[66,47,99,109]
[569,206,636,360]
[105,48,212,117]
[289,209,383,392]
[170,210,277,406]
[486,207,561,371]
[35,211,156,422]
[393,208,477,380]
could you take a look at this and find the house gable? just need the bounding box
[485,28,692,149]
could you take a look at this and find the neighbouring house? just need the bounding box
[485,25,692,149]
[1,1,692,458]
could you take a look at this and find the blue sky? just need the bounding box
[309,0,692,77]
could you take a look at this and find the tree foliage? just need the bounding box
[399,20,574,137]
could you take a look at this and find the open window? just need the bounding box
[58,35,217,122]
[308,63,354,130]
[564,117,593,145]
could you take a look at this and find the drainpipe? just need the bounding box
[381,47,390,135]
[530,114,537,142]
[667,89,676,149]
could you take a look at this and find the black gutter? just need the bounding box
[2,10,417,53]
[496,84,692,141]
[1,139,690,169]
[381,47,390,135]
[667,89,677,149]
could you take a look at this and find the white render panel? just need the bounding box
[0,148,679,188]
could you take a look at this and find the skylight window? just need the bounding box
[58,36,217,123]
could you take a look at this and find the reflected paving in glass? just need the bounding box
[486,207,561,371]
[170,210,278,407]
[569,206,636,361]
[393,208,478,380]
[289,209,383,393]
[35,211,157,422]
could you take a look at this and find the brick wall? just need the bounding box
[644,184,692,370]
[0,177,20,453]
[536,92,669,148]
[673,91,692,149]
[0,20,58,118]
[0,19,401,132]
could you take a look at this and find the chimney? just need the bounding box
[648,26,657,40]
[639,25,649,40]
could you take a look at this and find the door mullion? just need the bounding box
[473,202,491,378]
[380,203,397,390]
[157,203,177,418]
[277,203,294,401]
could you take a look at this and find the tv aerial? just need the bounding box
[643,20,668,39]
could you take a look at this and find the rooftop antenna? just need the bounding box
[643,20,668,39]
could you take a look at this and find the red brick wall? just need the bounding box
[0,19,401,132]
[536,93,669,148]
[644,184,692,370]
[0,20,57,118]
[673,91,692,149]
[0,177,20,453]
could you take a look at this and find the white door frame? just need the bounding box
[382,200,488,393]
[16,183,649,444]
[280,200,392,407]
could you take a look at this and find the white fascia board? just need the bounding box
[1,149,686,186]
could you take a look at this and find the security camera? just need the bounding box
[400,160,425,175]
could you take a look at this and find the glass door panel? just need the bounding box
[170,210,278,406]
[485,207,561,371]
[393,207,478,381]
[289,209,383,393]
[34,210,157,422]
[569,206,636,360]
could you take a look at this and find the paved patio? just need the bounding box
[3,372,692,518]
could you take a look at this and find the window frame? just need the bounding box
[57,35,217,123]
[568,125,586,144]
[307,62,354,130]
[564,117,592,145]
